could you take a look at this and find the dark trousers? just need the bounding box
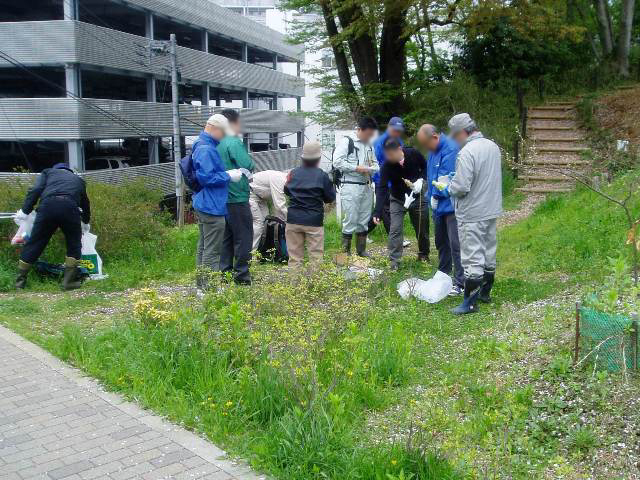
[220,202,253,283]
[21,197,82,264]
[389,195,429,265]
[367,185,390,234]
[434,213,464,287]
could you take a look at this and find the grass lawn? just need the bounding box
[1,173,639,479]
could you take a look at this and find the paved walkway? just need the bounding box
[0,325,264,480]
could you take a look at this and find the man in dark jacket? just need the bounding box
[418,124,464,294]
[284,141,336,269]
[372,139,429,270]
[369,116,405,234]
[15,163,91,290]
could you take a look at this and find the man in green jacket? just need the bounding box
[218,109,255,284]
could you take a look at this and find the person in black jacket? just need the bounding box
[372,139,429,270]
[284,141,336,269]
[15,163,91,290]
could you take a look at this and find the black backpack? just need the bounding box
[257,216,289,263]
[330,136,355,188]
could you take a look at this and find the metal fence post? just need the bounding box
[574,302,581,365]
[632,313,638,371]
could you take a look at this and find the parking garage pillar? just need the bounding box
[146,75,160,165]
[241,43,248,63]
[202,83,210,107]
[64,0,78,20]
[145,11,154,38]
[272,54,278,70]
[65,63,84,171]
[297,96,304,147]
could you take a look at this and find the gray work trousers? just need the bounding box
[457,218,497,280]
[195,209,226,272]
[389,195,429,266]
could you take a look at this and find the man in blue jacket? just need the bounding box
[368,116,405,234]
[418,124,464,294]
[192,114,243,287]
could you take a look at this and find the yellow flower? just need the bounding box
[225,401,233,407]
[391,459,397,466]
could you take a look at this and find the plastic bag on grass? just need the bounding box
[397,270,453,303]
[81,232,107,280]
[11,211,36,245]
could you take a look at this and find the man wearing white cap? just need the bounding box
[436,113,502,314]
[193,113,243,288]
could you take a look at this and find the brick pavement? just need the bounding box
[0,325,265,480]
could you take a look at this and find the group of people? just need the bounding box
[328,112,503,314]
[13,107,501,314]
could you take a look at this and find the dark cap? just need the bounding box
[388,117,405,132]
[383,138,402,150]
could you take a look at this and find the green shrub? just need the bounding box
[0,180,173,290]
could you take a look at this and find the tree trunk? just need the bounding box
[616,0,636,76]
[319,0,361,117]
[379,1,410,116]
[593,0,614,56]
[335,2,378,88]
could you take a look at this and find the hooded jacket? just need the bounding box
[372,131,404,186]
[192,132,231,216]
[426,134,459,218]
[22,166,91,223]
[448,132,503,222]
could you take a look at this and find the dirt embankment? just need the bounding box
[595,85,640,148]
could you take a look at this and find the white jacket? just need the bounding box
[332,134,378,184]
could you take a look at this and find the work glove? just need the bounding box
[15,209,28,222]
[227,169,243,183]
[432,181,450,198]
[82,223,91,234]
[430,196,439,211]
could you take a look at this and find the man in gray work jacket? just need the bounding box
[437,113,502,314]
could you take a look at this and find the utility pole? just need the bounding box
[169,34,185,227]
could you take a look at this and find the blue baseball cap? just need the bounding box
[388,116,405,132]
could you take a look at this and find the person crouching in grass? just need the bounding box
[284,141,336,269]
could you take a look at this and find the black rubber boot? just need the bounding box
[62,257,83,291]
[451,277,483,315]
[341,233,352,255]
[355,232,370,257]
[479,270,495,303]
[15,260,31,290]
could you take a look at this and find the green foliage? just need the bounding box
[583,256,639,315]
[0,180,178,291]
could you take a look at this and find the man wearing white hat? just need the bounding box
[193,114,243,287]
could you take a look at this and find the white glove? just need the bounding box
[15,209,28,221]
[411,178,424,194]
[82,223,91,234]
[430,196,438,210]
[227,169,243,183]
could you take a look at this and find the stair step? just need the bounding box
[530,140,588,149]
[536,146,588,153]
[528,114,574,120]
[520,174,573,182]
[528,119,578,129]
[515,186,574,193]
[547,101,577,106]
[518,166,589,177]
[525,158,590,166]
[528,125,576,130]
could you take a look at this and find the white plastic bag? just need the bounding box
[11,211,36,245]
[81,232,107,279]
[397,270,453,303]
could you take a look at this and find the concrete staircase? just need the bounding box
[517,102,590,194]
